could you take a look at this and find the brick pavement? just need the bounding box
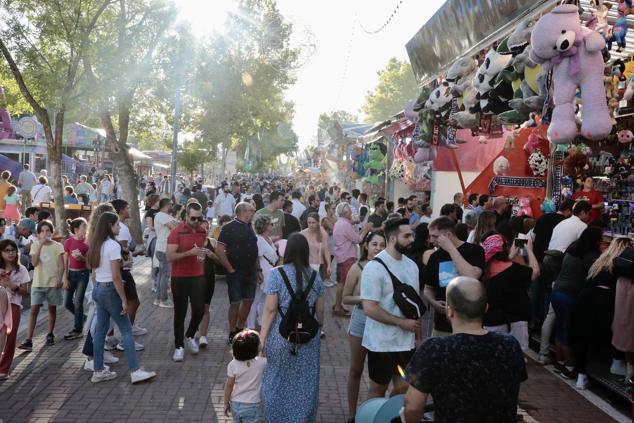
[0,258,625,422]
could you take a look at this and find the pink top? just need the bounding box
[333,216,362,262]
[64,237,89,270]
[301,228,329,265]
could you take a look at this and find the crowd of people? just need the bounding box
[0,171,633,422]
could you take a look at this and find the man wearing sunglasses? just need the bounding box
[166,202,211,362]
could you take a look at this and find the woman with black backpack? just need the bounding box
[260,233,325,422]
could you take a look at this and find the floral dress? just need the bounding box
[262,264,325,423]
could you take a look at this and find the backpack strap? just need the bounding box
[373,257,402,291]
[277,267,317,316]
[278,267,297,300]
[302,270,317,300]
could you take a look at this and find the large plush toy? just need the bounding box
[493,156,510,175]
[530,4,613,144]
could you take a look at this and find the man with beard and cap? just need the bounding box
[424,217,485,337]
[360,218,420,399]
[166,202,211,362]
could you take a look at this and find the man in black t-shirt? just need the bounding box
[403,277,527,423]
[299,195,319,229]
[532,199,574,262]
[282,200,301,238]
[367,199,387,229]
[423,217,485,336]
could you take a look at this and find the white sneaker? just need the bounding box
[198,336,208,348]
[153,299,160,306]
[186,337,199,354]
[83,359,110,372]
[158,300,174,309]
[132,325,148,336]
[103,350,119,364]
[130,368,156,384]
[538,354,553,365]
[173,347,185,362]
[576,373,589,390]
[116,341,144,351]
[610,359,627,376]
[104,337,118,351]
[91,369,117,383]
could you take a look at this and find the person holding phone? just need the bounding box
[18,220,64,351]
[166,202,211,362]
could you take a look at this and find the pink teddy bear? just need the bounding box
[530,4,612,144]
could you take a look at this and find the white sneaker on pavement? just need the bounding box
[103,350,119,364]
[132,325,148,336]
[576,373,589,390]
[91,369,117,383]
[173,347,185,362]
[104,337,118,351]
[158,300,174,309]
[153,299,160,306]
[198,336,208,348]
[131,368,156,384]
[84,359,110,372]
[116,341,144,351]
[186,337,199,354]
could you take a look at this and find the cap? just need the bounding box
[483,234,505,263]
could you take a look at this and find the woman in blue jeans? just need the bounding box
[551,226,602,379]
[86,212,156,385]
[62,218,90,340]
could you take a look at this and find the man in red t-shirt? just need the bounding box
[572,176,604,224]
[166,202,210,362]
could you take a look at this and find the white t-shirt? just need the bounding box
[227,356,267,404]
[31,183,52,204]
[5,265,31,308]
[360,249,420,352]
[216,192,236,217]
[548,215,587,252]
[257,235,279,279]
[117,222,133,270]
[95,238,122,282]
[154,211,175,253]
[291,199,306,220]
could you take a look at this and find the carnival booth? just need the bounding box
[403,0,634,403]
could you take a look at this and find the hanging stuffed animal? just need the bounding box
[493,156,510,175]
[528,150,548,176]
[608,0,632,52]
[618,129,634,143]
[530,4,613,144]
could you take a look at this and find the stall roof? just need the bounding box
[406,0,556,84]
[128,147,152,160]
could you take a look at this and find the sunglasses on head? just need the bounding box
[189,216,204,222]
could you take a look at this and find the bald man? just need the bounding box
[403,277,527,423]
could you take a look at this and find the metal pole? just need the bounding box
[170,87,181,194]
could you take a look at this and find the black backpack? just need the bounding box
[374,257,426,320]
[278,267,319,348]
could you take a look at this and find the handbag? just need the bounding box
[373,257,426,320]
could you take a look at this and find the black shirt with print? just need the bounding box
[406,332,527,423]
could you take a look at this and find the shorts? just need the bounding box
[204,273,216,305]
[31,287,63,306]
[347,306,367,338]
[122,270,139,302]
[484,321,529,351]
[367,349,415,385]
[226,268,256,304]
[337,257,356,284]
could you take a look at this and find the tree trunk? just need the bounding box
[51,111,66,235]
[100,108,143,244]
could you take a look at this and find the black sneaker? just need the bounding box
[18,339,33,351]
[228,331,237,345]
[46,333,55,346]
[64,329,83,340]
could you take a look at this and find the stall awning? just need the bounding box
[152,162,170,169]
[406,0,557,84]
[128,147,152,160]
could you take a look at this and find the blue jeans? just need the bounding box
[65,269,89,331]
[92,282,138,371]
[155,251,171,301]
[230,401,260,423]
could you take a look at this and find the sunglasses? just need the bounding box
[189,216,204,222]
[2,248,17,253]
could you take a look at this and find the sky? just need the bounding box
[175,0,445,148]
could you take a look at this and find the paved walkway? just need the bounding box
[0,259,627,422]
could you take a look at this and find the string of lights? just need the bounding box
[358,0,404,35]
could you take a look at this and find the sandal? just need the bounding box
[332,306,351,317]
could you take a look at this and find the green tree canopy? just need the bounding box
[360,58,418,123]
[318,110,358,130]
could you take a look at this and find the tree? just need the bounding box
[0,0,112,231]
[193,0,300,172]
[361,58,418,123]
[318,110,358,130]
[82,0,177,242]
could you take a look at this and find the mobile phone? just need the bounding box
[514,238,527,248]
